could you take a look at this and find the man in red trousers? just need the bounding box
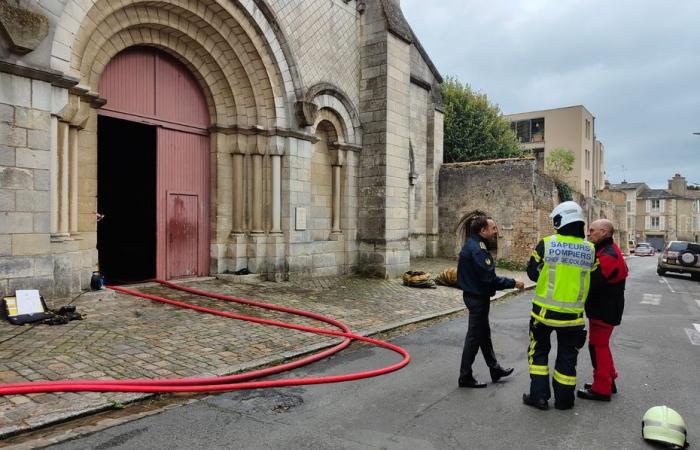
[578,219,628,401]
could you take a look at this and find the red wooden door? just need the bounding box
[157,129,209,279]
[99,47,210,280]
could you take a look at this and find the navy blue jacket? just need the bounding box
[457,235,516,298]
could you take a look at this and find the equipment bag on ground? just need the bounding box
[1,290,52,325]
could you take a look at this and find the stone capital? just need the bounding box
[255,134,269,156]
[267,135,286,156]
[328,142,346,166]
[58,95,80,124]
[211,132,236,154]
[294,100,318,127]
[0,2,49,55]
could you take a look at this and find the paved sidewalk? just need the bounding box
[0,258,533,439]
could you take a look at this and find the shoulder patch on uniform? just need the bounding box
[484,257,491,265]
[479,242,487,250]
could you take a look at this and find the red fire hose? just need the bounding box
[0,280,410,395]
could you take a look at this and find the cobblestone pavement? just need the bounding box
[0,258,532,438]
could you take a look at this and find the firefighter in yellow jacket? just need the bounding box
[523,201,598,411]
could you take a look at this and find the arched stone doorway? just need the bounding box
[97,46,210,282]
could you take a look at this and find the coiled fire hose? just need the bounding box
[0,280,410,395]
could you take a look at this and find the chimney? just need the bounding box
[668,173,687,197]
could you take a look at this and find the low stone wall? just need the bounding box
[438,158,558,264]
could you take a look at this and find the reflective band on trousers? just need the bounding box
[644,420,687,434]
[529,364,548,376]
[553,369,576,386]
[530,311,585,327]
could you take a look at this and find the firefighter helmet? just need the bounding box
[549,201,585,230]
[642,405,688,449]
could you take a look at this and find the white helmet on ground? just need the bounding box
[642,405,688,449]
[549,201,584,230]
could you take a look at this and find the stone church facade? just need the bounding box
[0,0,444,296]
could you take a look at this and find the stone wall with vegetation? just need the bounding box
[438,158,559,265]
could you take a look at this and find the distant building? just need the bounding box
[505,105,604,197]
[605,182,648,246]
[606,174,700,249]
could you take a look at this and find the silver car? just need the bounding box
[634,242,655,256]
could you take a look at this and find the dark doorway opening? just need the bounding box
[97,115,157,283]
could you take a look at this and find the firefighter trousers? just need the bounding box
[588,318,618,396]
[527,317,587,408]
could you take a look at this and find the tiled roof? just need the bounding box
[608,182,646,190]
[638,188,676,199]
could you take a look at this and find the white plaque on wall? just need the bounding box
[295,207,307,230]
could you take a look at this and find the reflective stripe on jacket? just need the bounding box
[532,234,596,326]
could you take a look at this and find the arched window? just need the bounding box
[310,121,338,241]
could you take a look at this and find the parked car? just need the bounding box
[657,241,700,280]
[634,242,655,256]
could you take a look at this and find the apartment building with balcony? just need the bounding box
[504,105,604,197]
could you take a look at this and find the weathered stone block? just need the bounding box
[27,129,51,150]
[31,80,52,111]
[0,234,10,255]
[0,211,33,233]
[9,276,54,297]
[0,189,15,210]
[12,233,50,255]
[0,123,27,147]
[16,190,49,212]
[16,148,50,170]
[33,212,50,233]
[33,169,49,191]
[14,107,50,130]
[34,255,53,276]
[0,256,34,278]
[0,103,13,123]
[0,166,33,190]
[0,145,15,165]
[0,73,31,108]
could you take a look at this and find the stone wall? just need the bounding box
[582,190,629,254]
[438,158,558,264]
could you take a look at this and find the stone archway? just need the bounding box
[47,0,303,279]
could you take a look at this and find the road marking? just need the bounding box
[684,328,700,346]
[640,293,661,305]
[694,323,700,334]
[660,277,676,293]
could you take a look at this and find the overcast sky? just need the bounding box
[402,0,700,189]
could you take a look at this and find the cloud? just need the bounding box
[402,0,700,188]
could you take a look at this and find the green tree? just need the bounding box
[545,147,575,201]
[441,76,522,162]
[545,147,575,180]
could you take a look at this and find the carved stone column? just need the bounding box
[232,152,245,233]
[57,120,70,238]
[50,115,59,236]
[251,153,264,233]
[68,126,79,235]
[332,164,341,233]
[329,143,345,236]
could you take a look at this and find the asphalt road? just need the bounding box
[44,256,700,450]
